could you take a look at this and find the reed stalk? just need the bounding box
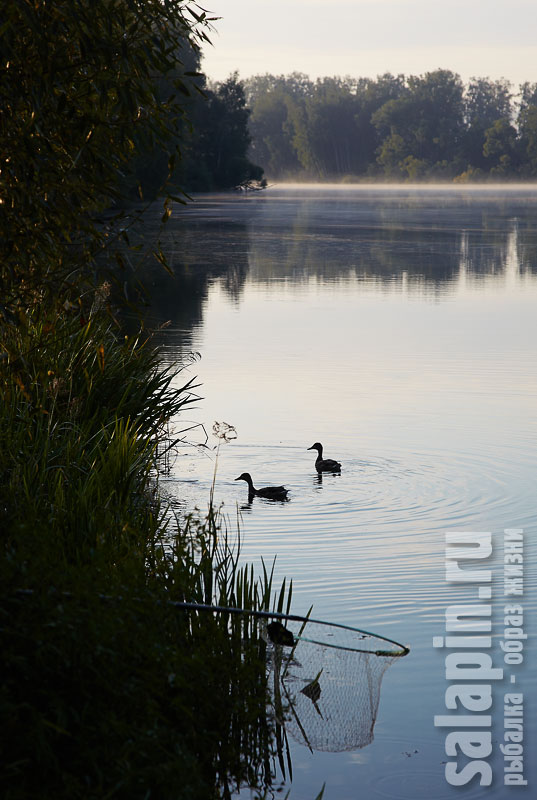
[1,304,291,799]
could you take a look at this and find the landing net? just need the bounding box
[170,602,409,753]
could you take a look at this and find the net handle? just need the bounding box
[12,591,409,656]
[169,600,410,657]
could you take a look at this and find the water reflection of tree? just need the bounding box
[120,211,250,354]
[515,219,537,275]
[125,194,537,346]
[246,195,536,290]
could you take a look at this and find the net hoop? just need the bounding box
[168,600,410,657]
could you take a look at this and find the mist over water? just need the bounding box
[144,186,537,799]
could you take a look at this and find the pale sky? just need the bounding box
[200,0,537,89]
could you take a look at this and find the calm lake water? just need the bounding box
[144,186,537,799]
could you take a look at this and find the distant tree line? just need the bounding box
[243,70,537,181]
[125,50,264,199]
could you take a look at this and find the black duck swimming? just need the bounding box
[235,472,289,500]
[307,442,341,473]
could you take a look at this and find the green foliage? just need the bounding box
[518,105,537,175]
[0,0,211,312]
[245,69,537,181]
[375,132,407,177]
[0,307,291,798]
[462,78,513,169]
[0,5,288,796]
[248,79,305,176]
[0,305,196,565]
[122,70,265,195]
[483,119,519,174]
[177,73,265,191]
[298,79,364,178]
[2,520,282,799]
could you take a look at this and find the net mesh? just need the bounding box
[167,603,408,754]
[261,616,407,753]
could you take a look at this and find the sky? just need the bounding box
[199,0,537,89]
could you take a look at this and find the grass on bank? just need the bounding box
[0,303,290,799]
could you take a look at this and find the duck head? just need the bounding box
[307,442,323,454]
[235,472,254,486]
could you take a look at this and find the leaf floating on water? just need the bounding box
[273,619,407,751]
[301,678,321,703]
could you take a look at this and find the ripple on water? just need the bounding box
[167,437,537,628]
[159,190,537,800]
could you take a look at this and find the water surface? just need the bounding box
[145,186,537,799]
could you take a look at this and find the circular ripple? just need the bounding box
[166,434,537,627]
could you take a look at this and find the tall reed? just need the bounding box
[1,304,291,799]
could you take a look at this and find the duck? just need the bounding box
[307,442,341,473]
[235,472,289,501]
